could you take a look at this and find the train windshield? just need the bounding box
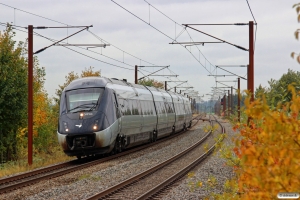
[66,88,104,113]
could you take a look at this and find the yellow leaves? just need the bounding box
[81,66,101,77]
[197,181,203,187]
[232,85,300,199]
[187,172,195,178]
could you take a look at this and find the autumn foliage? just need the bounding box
[230,85,300,199]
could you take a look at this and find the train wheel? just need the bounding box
[114,136,123,153]
[172,126,175,134]
[76,155,81,160]
[153,131,157,142]
[183,124,186,131]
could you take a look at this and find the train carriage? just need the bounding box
[57,77,192,158]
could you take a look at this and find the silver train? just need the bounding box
[57,77,192,158]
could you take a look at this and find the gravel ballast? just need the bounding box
[160,117,237,200]
[1,120,212,200]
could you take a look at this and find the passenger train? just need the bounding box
[57,77,192,158]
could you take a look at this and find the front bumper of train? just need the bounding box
[57,126,114,156]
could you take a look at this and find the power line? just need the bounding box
[0,3,164,71]
[245,0,257,50]
[144,1,217,73]
[0,22,135,71]
[87,30,159,68]
[0,3,198,93]
[111,0,216,75]
[245,0,257,23]
[0,3,68,26]
[0,22,180,83]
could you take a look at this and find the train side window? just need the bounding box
[136,100,141,115]
[179,103,183,114]
[147,101,152,115]
[155,102,160,114]
[160,102,164,114]
[113,93,121,118]
[152,101,156,115]
[147,101,154,115]
[144,101,149,115]
[118,98,125,115]
[130,100,138,115]
[164,102,169,113]
[140,101,145,115]
[166,102,171,113]
[161,102,165,114]
[132,100,138,115]
[137,100,142,115]
[170,102,173,113]
[176,103,180,114]
[142,101,148,115]
[124,99,131,115]
[169,102,174,113]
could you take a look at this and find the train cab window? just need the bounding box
[66,88,104,113]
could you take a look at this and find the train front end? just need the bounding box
[57,78,116,157]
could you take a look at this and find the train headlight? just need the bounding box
[63,122,69,132]
[79,113,84,119]
[93,119,99,131]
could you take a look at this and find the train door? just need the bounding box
[111,92,121,139]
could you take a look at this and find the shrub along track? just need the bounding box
[0,114,204,195]
[85,115,224,200]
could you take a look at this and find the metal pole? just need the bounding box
[247,21,254,125]
[238,78,240,123]
[231,86,233,114]
[165,81,167,91]
[249,21,254,101]
[28,25,33,165]
[135,65,138,84]
[174,87,176,93]
[228,90,230,117]
[223,95,226,117]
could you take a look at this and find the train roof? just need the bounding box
[64,77,190,102]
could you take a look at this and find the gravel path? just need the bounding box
[0,120,210,200]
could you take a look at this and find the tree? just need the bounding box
[231,85,300,199]
[0,25,27,161]
[264,69,300,107]
[291,3,300,63]
[138,78,164,89]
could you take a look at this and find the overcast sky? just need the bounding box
[0,0,299,101]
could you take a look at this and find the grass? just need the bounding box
[0,147,72,179]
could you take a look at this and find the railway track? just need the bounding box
[85,115,224,200]
[0,114,204,195]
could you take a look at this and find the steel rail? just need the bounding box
[0,115,202,194]
[86,117,212,200]
[137,114,225,199]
